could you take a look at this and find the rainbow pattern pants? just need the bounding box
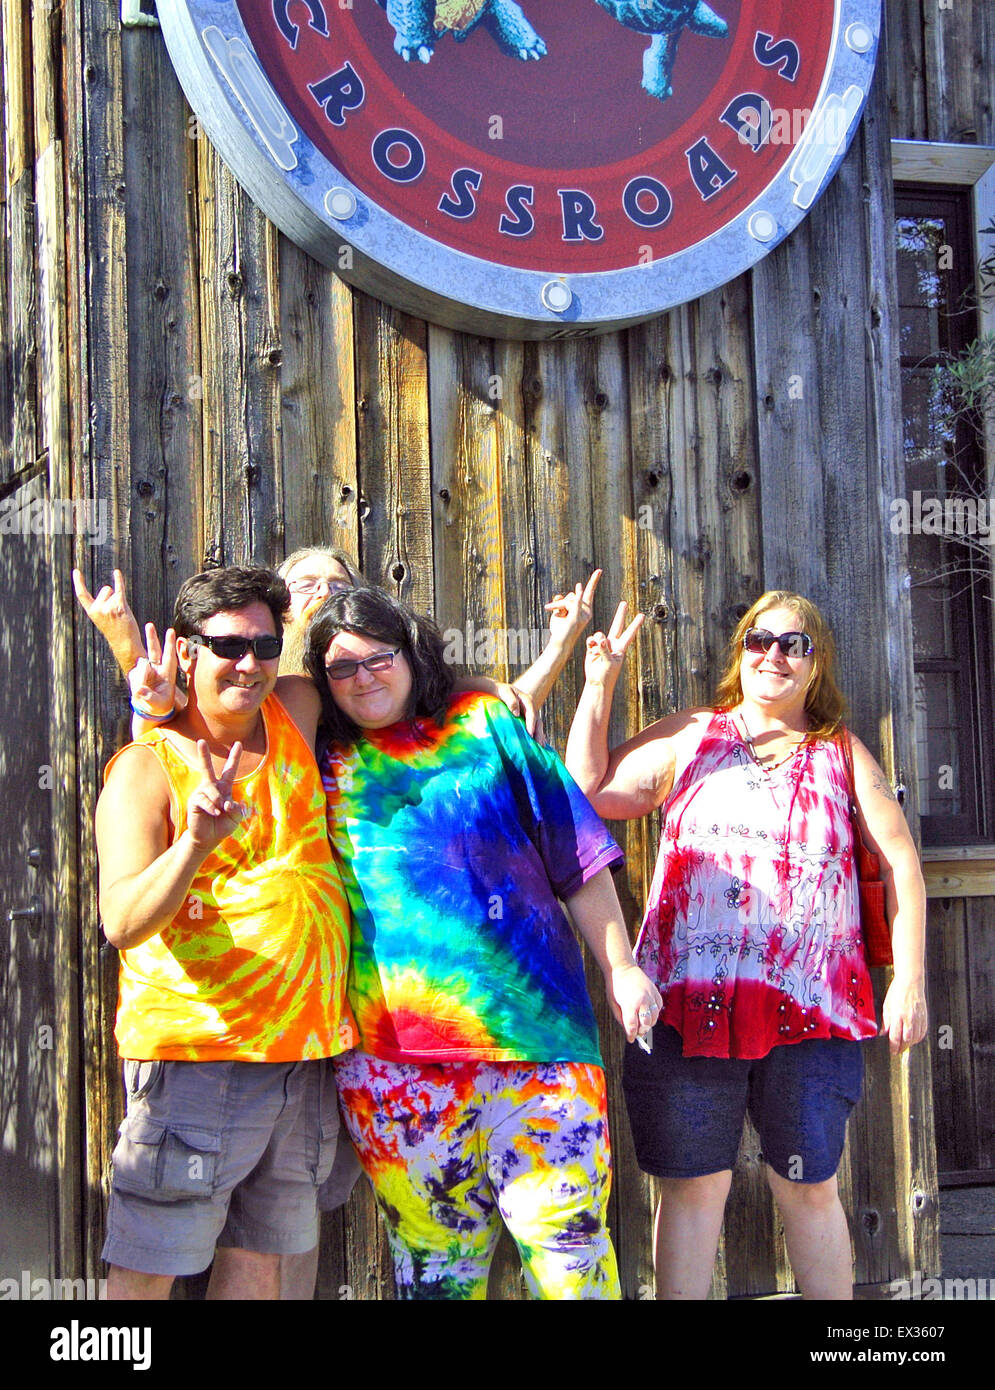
[334,1052,620,1300]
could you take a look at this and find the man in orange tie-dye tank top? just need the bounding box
[96,567,355,1301]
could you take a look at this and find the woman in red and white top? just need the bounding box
[566,590,927,1301]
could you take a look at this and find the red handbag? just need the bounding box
[840,729,893,968]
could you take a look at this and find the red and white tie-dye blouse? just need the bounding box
[635,709,877,1060]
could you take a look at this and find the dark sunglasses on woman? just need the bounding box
[743,628,814,659]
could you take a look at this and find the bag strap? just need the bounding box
[839,727,881,877]
[839,726,857,809]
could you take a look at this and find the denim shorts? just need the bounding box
[622,1026,864,1183]
[102,1057,339,1276]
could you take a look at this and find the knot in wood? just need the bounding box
[704,367,722,387]
[651,604,668,622]
[267,347,283,367]
[152,279,168,302]
[227,270,244,298]
[438,487,451,504]
[731,470,752,493]
[861,1208,881,1235]
[136,479,154,499]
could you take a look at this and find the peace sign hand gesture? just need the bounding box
[128,623,181,720]
[186,741,250,851]
[583,601,644,687]
[544,569,603,651]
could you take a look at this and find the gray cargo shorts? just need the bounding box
[102,1057,339,1277]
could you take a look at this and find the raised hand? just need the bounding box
[583,601,644,686]
[186,741,249,851]
[545,569,602,651]
[72,568,145,674]
[128,623,179,719]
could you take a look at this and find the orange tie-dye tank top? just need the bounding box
[110,694,356,1062]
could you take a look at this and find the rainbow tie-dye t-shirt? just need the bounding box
[319,693,623,1065]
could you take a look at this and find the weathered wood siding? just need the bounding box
[10,0,994,1295]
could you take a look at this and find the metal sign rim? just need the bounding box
[157,0,882,339]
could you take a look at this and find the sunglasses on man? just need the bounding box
[188,633,284,661]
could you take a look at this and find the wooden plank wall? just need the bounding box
[887,0,995,1185]
[0,0,84,1284]
[9,0,990,1295]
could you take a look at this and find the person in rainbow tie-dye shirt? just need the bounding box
[304,586,661,1300]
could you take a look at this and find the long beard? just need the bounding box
[281,618,309,676]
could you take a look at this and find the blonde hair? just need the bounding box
[277,546,363,587]
[713,590,848,740]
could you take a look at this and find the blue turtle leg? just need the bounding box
[384,0,435,62]
[689,1,729,37]
[642,33,679,100]
[480,0,547,59]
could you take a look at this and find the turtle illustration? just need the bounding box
[594,1,729,101]
[375,0,547,64]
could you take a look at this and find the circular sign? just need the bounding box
[158,1,881,338]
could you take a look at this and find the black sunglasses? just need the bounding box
[189,633,283,661]
[743,628,814,658]
[325,649,400,681]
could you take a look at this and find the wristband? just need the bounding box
[130,699,177,723]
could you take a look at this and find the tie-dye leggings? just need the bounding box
[334,1051,620,1300]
